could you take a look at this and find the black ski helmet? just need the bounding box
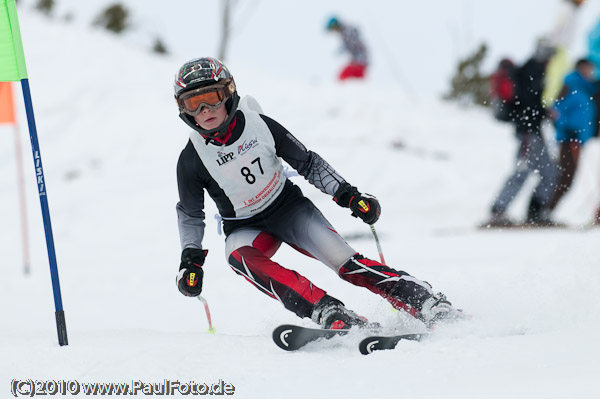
[174,57,240,140]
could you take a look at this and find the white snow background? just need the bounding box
[1,1,600,398]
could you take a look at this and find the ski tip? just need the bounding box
[272,324,349,352]
[359,337,381,355]
[359,333,426,355]
[272,325,298,351]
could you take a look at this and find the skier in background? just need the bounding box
[589,16,600,79]
[548,59,598,213]
[326,16,368,81]
[485,41,558,227]
[173,57,463,331]
[542,0,586,106]
[588,17,600,225]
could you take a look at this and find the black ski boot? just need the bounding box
[417,292,465,329]
[311,295,375,330]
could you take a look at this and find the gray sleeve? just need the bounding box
[301,151,345,196]
[176,202,206,250]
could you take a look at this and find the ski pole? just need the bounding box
[370,224,398,313]
[197,295,216,333]
[370,224,386,264]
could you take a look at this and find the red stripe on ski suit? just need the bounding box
[228,232,327,317]
[339,256,420,318]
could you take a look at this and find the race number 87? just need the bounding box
[241,157,264,184]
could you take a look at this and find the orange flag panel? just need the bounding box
[0,81,16,124]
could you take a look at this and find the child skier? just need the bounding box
[173,57,462,330]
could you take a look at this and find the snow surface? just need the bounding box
[21,0,600,96]
[1,5,600,399]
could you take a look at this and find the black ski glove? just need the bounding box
[176,248,208,297]
[333,182,381,225]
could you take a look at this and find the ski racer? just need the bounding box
[173,57,462,330]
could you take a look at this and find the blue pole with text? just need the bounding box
[21,78,68,346]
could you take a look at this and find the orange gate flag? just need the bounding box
[0,81,16,123]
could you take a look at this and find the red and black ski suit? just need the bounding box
[176,102,433,320]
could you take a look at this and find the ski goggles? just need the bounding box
[176,79,236,116]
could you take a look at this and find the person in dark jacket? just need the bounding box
[549,59,598,212]
[486,42,558,226]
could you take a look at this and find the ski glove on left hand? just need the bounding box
[333,182,381,225]
[176,248,208,297]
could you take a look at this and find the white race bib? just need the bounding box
[189,104,286,217]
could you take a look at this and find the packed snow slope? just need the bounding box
[1,9,600,399]
[45,0,600,96]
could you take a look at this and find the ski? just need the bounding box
[272,323,426,354]
[272,324,349,351]
[359,333,427,355]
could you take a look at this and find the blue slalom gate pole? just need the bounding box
[20,78,68,346]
